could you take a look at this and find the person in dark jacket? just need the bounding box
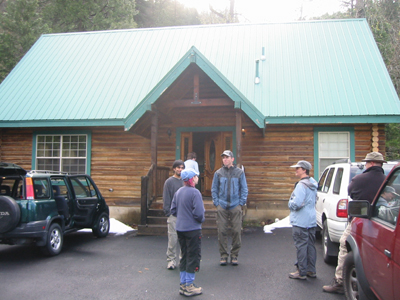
[323,152,388,294]
[211,150,248,266]
[162,160,184,270]
[171,168,205,297]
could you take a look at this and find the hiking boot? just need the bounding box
[306,271,317,278]
[184,283,202,297]
[179,284,186,295]
[220,257,228,266]
[323,278,344,294]
[231,257,238,266]
[167,261,175,270]
[288,270,307,280]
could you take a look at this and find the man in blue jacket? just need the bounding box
[211,150,248,266]
[288,160,318,280]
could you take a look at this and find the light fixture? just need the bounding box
[260,46,266,61]
[242,128,246,137]
[167,129,172,138]
[255,60,260,84]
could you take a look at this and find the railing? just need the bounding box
[140,164,171,225]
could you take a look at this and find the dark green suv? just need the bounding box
[0,162,109,256]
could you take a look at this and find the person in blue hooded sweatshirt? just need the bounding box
[288,160,318,280]
[171,168,205,297]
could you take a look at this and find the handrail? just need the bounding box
[140,164,171,225]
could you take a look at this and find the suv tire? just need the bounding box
[322,220,336,264]
[0,196,21,233]
[92,212,109,238]
[41,223,63,256]
[343,251,369,300]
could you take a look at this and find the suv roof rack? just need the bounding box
[333,158,351,164]
[28,170,69,175]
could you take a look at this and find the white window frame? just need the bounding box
[34,133,91,174]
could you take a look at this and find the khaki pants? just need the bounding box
[166,215,179,264]
[217,205,242,258]
[335,223,351,284]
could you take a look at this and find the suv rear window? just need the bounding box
[333,168,344,194]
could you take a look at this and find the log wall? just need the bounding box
[0,118,386,217]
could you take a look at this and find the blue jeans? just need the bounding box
[292,226,316,276]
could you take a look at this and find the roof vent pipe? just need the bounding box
[255,60,260,84]
[260,47,266,61]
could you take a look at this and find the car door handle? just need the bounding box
[384,249,391,259]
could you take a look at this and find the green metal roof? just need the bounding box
[1,19,400,130]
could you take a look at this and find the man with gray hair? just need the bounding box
[323,152,387,293]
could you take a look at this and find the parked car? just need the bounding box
[316,159,397,263]
[0,162,109,256]
[344,163,400,300]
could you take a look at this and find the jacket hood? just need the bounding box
[299,177,318,191]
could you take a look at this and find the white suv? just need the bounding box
[316,160,397,263]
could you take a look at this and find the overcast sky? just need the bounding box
[179,0,346,23]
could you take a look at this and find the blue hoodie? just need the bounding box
[288,177,318,229]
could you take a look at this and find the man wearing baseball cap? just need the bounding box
[323,151,387,294]
[288,160,318,280]
[211,150,248,266]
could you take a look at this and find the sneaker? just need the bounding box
[220,257,228,266]
[288,270,307,280]
[306,271,317,278]
[167,261,175,270]
[323,278,344,294]
[184,283,202,297]
[179,284,186,295]
[231,257,238,266]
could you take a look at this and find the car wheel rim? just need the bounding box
[99,217,109,233]
[349,265,359,300]
[50,228,61,250]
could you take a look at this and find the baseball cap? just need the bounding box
[221,150,234,157]
[290,160,312,170]
[180,168,199,181]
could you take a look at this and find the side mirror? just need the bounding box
[348,200,371,218]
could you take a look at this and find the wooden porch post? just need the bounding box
[151,109,158,199]
[235,110,242,168]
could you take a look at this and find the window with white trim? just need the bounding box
[318,132,350,175]
[36,135,87,174]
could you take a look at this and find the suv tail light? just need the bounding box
[25,177,35,200]
[337,199,348,218]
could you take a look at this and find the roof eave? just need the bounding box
[264,115,400,125]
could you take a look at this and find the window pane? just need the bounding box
[36,134,87,174]
[319,132,350,176]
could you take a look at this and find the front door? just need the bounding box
[203,132,233,196]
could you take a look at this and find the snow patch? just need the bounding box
[79,218,135,235]
[263,216,291,233]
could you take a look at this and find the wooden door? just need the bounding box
[203,132,233,196]
[180,132,193,161]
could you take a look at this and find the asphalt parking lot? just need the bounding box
[0,227,345,300]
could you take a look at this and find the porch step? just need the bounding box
[137,206,218,236]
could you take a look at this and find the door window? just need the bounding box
[373,169,400,226]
